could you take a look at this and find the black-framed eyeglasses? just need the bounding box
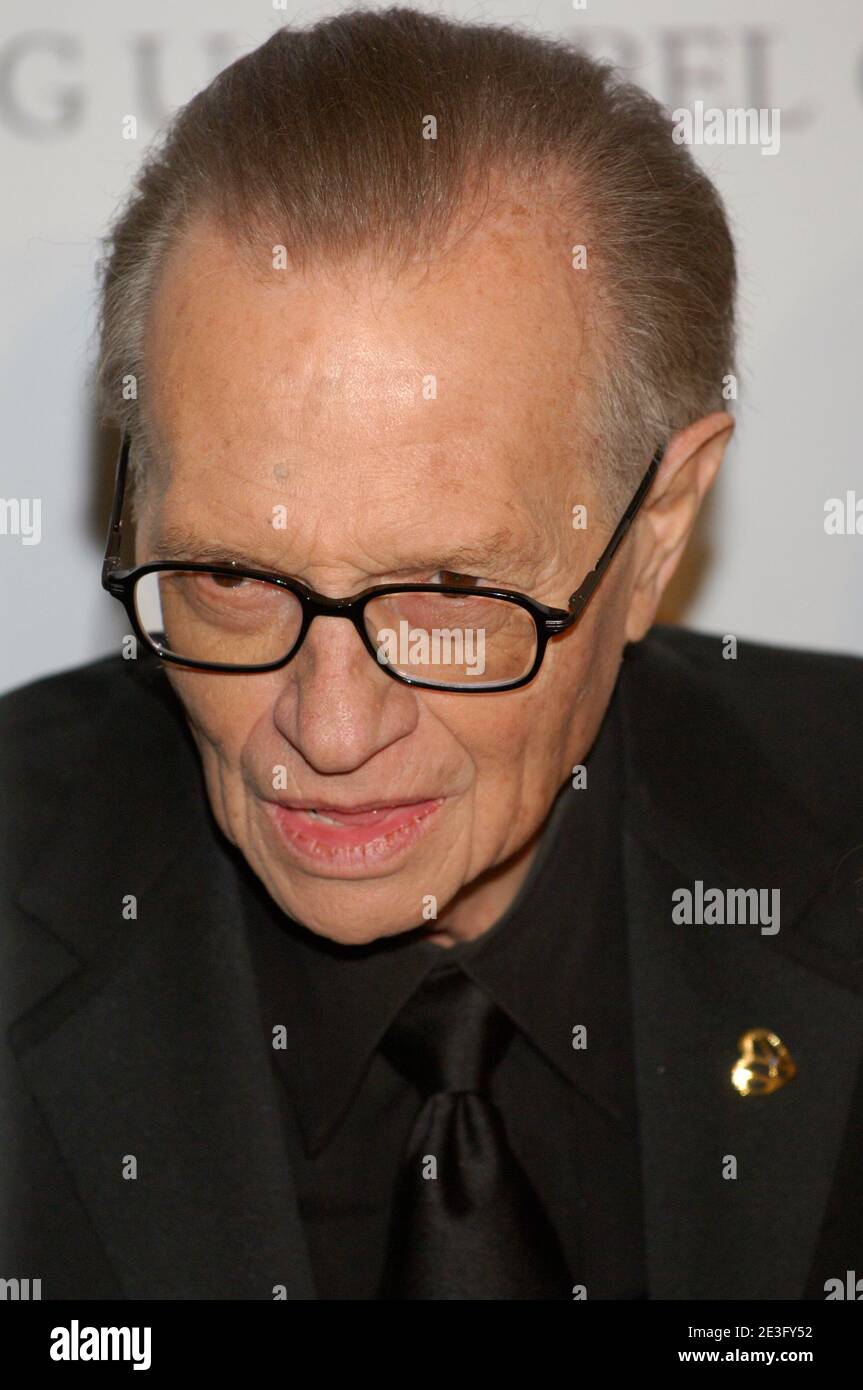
[102,434,661,692]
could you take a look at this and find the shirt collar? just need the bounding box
[239,688,629,1156]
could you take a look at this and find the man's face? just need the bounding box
[137,200,639,945]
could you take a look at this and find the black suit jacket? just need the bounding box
[2,625,863,1300]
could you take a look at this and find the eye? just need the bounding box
[191,572,273,605]
[431,569,482,589]
[208,573,249,589]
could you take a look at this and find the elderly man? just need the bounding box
[2,8,862,1303]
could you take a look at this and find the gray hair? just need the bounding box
[94,6,737,522]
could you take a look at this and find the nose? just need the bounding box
[272,611,420,776]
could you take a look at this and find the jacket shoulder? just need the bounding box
[0,652,194,880]
[0,649,169,725]
[631,625,863,819]
[646,623,863,683]
[642,623,863,714]
[0,650,184,754]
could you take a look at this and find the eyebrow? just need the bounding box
[147,523,522,579]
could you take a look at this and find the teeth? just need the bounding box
[306,809,340,825]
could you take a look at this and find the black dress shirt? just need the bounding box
[238,688,646,1299]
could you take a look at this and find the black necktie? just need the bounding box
[377,963,572,1299]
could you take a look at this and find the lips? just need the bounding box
[282,801,418,827]
[266,796,444,872]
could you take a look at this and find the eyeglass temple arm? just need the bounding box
[101,432,662,601]
[102,432,131,580]
[564,446,663,617]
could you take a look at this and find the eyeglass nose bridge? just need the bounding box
[291,588,387,669]
[300,588,371,618]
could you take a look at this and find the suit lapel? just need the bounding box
[617,636,863,1299]
[623,832,863,1299]
[8,657,316,1299]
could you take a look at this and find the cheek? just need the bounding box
[166,669,272,773]
[439,690,561,799]
[458,639,606,801]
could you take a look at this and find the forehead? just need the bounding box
[141,197,598,567]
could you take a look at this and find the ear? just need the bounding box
[624,411,734,643]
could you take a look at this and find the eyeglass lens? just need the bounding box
[133,569,538,688]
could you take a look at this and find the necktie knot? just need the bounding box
[380,964,514,1096]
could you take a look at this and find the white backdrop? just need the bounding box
[1,0,861,695]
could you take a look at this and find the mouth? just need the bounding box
[265,797,445,873]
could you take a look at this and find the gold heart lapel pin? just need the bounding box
[731,1028,797,1097]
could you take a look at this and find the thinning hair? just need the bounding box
[94,6,737,518]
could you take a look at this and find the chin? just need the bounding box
[252,842,451,944]
[282,899,427,946]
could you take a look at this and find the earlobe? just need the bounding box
[623,568,662,644]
